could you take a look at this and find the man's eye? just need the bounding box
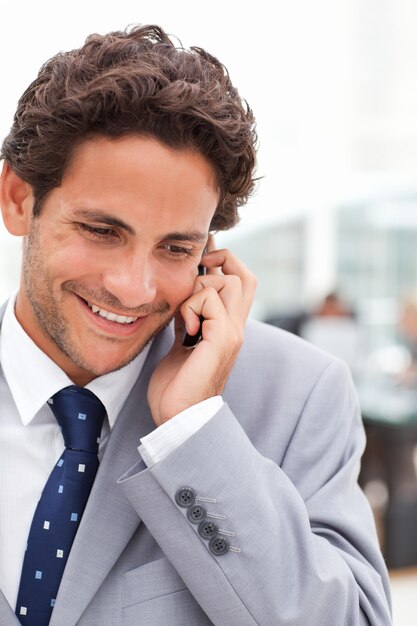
[164,244,192,256]
[79,223,117,239]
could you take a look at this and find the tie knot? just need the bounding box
[48,386,106,454]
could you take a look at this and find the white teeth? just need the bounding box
[116,314,136,323]
[86,301,137,324]
[104,312,118,322]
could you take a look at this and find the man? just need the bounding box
[0,24,391,625]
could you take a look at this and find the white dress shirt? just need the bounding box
[0,293,221,609]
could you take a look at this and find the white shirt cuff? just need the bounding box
[138,396,223,468]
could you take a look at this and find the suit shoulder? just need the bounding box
[225,319,355,452]
[243,319,342,368]
[234,319,353,398]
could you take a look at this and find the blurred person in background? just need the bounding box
[397,295,417,387]
[0,24,391,625]
[300,290,360,371]
[313,290,356,319]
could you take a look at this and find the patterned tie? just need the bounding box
[15,386,106,625]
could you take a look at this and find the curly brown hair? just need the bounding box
[0,24,257,231]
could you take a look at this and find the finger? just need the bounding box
[200,249,256,318]
[202,235,220,275]
[202,248,252,278]
[180,282,246,353]
[193,274,244,323]
[206,234,216,252]
[170,312,187,349]
[173,310,206,352]
[180,286,228,337]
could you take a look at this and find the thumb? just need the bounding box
[173,312,187,347]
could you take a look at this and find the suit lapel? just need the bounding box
[49,324,174,626]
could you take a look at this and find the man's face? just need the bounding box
[15,135,218,385]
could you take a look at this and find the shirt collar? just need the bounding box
[0,292,150,428]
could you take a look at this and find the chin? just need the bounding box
[60,315,172,382]
[79,352,139,378]
[68,337,152,381]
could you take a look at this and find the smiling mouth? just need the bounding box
[85,300,139,325]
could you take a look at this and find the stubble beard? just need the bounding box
[23,222,173,379]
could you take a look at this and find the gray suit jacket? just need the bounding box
[0,309,391,625]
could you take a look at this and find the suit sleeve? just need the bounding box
[119,358,392,626]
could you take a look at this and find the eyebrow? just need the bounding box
[73,209,207,243]
[163,231,208,244]
[73,209,134,234]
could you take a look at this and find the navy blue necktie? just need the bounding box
[16,386,106,625]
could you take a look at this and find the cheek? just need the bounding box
[160,265,197,306]
[44,239,101,280]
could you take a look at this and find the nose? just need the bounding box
[101,250,158,309]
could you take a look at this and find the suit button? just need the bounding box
[198,520,218,539]
[175,487,196,508]
[187,504,207,524]
[209,536,229,556]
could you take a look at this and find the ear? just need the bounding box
[0,161,34,236]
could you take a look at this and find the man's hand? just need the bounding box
[147,248,256,426]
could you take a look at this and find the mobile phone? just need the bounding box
[182,264,206,349]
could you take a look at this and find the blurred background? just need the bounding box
[1,0,417,622]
